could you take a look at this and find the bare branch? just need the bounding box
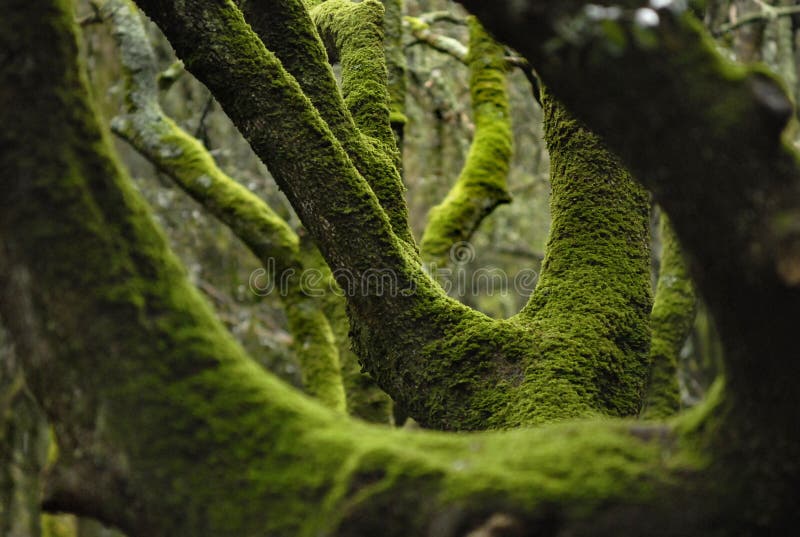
[715,2,800,35]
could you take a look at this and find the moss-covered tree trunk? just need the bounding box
[460,0,800,528]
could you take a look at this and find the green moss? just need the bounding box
[379,0,408,144]
[420,17,513,263]
[517,94,653,420]
[311,0,395,153]
[642,214,696,419]
[309,0,416,245]
[107,0,346,412]
[41,515,77,537]
[1,3,771,533]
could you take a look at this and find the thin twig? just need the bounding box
[715,3,800,35]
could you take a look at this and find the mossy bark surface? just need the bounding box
[459,0,800,528]
[643,214,697,419]
[511,93,652,423]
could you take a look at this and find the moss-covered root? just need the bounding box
[642,213,696,420]
[103,0,346,413]
[420,17,513,265]
[515,94,652,420]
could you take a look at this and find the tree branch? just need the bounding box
[131,0,423,310]
[311,0,398,159]
[238,0,416,246]
[405,15,469,60]
[99,0,346,413]
[514,92,653,421]
[457,0,800,518]
[0,5,717,535]
[714,2,800,36]
[420,17,513,264]
[642,213,697,419]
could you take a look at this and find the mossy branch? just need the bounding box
[100,0,346,413]
[128,0,550,431]
[459,0,800,515]
[310,0,398,159]
[642,213,697,420]
[380,0,408,144]
[128,0,665,431]
[237,0,416,246]
[404,15,469,61]
[420,17,513,264]
[130,0,428,313]
[513,93,653,421]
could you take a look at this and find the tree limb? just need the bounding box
[715,1,800,36]
[420,17,513,264]
[0,5,717,535]
[100,0,346,413]
[642,212,697,419]
[457,0,800,520]
[238,0,415,246]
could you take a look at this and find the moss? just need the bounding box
[420,17,513,263]
[516,94,653,420]
[106,0,346,412]
[1,3,778,533]
[379,0,408,145]
[309,0,416,245]
[304,238,394,423]
[238,0,413,249]
[41,515,77,537]
[311,0,395,154]
[642,214,696,419]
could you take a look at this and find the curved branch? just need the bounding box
[420,17,513,264]
[458,0,800,405]
[513,92,652,421]
[458,0,800,519]
[311,0,398,157]
[101,0,346,413]
[642,212,696,419]
[129,0,551,432]
[0,5,722,535]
